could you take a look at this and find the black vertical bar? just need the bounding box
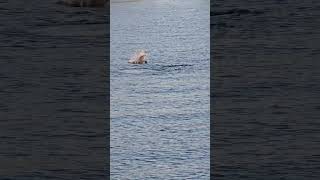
[106,0,110,178]
[210,0,214,179]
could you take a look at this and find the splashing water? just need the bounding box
[128,50,148,64]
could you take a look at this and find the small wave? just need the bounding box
[114,64,193,76]
[56,0,106,7]
[145,64,194,72]
[111,0,143,4]
[212,8,264,16]
[161,64,193,68]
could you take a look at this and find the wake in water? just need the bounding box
[128,50,148,64]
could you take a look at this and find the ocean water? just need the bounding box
[110,0,210,179]
[0,0,107,179]
[212,0,320,179]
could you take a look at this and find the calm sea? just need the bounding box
[212,0,320,179]
[111,0,210,179]
[0,0,107,179]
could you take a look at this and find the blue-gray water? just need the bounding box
[111,0,210,179]
[0,0,107,179]
[212,0,320,179]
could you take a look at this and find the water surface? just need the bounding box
[111,0,210,179]
[0,0,107,178]
[212,0,320,179]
